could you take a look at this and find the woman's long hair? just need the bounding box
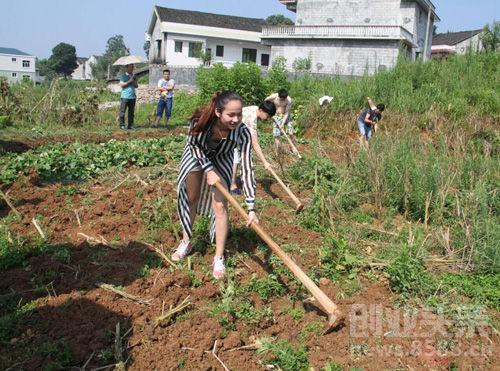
[190,91,242,135]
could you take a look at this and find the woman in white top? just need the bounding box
[230,100,276,194]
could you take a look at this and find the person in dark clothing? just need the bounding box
[118,64,138,130]
[357,97,385,148]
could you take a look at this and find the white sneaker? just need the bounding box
[171,240,192,262]
[212,256,225,279]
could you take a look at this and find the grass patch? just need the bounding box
[258,338,309,371]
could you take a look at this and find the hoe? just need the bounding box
[215,181,344,333]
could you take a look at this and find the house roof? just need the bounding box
[432,29,482,46]
[151,6,266,33]
[76,57,89,64]
[0,47,32,56]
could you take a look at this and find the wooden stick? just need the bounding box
[214,182,342,329]
[211,340,230,371]
[31,218,46,239]
[0,189,21,217]
[280,126,302,159]
[74,209,82,227]
[266,166,303,211]
[98,283,152,305]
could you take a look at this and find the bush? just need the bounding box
[265,56,291,93]
[387,248,435,298]
[197,62,266,105]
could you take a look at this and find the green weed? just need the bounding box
[257,338,309,371]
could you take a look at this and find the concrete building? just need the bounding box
[71,55,99,80]
[0,47,37,84]
[262,0,440,76]
[145,6,271,68]
[431,29,483,59]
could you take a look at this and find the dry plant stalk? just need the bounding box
[210,340,230,371]
[145,243,177,268]
[98,283,152,306]
[153,296,191,328]
[134,173,148,186]
[78,232,116,249]
[109,175,131,193]
[0,189,21,217]
[74,209,82,227]
[31,218,46,239]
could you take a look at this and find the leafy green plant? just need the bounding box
[243,274,285,301]
[292,56,312,72]
[258,338,309,371]
[0,136,184,184]
[234,300,272,324]
[37,340,72,370]
[386,248,435,298]
[320,236,360,281]
[265,56,291,93]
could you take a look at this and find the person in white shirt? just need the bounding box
[230,101,276,195]
[154,69,175,128]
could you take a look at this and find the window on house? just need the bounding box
[188,42,203,58]
[11,57,16,62]
[23,75,31,81]
[242,48,257,63]
[216,45,224,57]
[22,60,30,68]
[261,53,270,67]
[156,40,162,59]
[11,72,18,78]
[175,41,183,53]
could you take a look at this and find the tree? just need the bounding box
[265,14,294,26]
[481,21,500,52]
[432,25,438,36]
[143,41,150,58]
[92,35,130,80]
[48,42,78,77]
[37,58,56,79]
[292,56,312,72]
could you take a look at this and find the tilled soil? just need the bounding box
[0,147,498,370]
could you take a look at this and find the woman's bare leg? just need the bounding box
[182,170,203,241]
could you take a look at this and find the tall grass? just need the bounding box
[290,53,500,121]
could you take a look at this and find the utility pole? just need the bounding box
[423,0,433,61]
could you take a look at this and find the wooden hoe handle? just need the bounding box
[280,126,302,159]
[214,181,340,322]
[266,166,303,212]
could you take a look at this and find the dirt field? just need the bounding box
[0,122,498,371]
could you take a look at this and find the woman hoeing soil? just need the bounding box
[173,91,258,279]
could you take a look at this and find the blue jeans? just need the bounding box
[156,97,173,118]
[357,119,373,141]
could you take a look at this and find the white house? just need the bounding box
[0,47,37,84]
[146,6,271,68]
[71,55,99,80]
[431,29,483,59]
[262,0,440,76]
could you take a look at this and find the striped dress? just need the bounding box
[177,119,256,241]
